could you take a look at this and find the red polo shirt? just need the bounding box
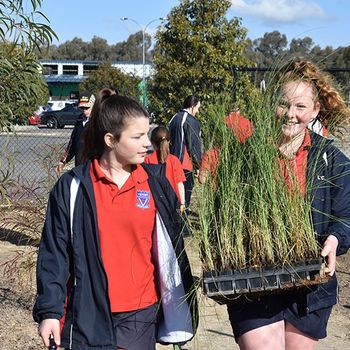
[279,131,311,195]
[144,152,186,202]
[200,148,219,180]
[200,113,253,181]
[182,147,193,171]
[225,112,254,143]
[90,159,158,312]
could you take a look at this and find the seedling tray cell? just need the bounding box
[202,258,329,303]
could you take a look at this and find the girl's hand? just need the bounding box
[55,162,65,175]
[179,204,186,214]
[38,319,60,347]
[320,235,339,276]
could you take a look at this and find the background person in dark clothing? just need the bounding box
[168,95,203,207]
[55,91,96,174]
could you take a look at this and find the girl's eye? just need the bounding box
[279,102,288,109]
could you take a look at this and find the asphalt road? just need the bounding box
[0,125,73,184]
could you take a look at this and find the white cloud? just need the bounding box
[231,0,327,23]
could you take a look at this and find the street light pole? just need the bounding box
[120,17,165,107]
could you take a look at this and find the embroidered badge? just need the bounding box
[136,190,150,209]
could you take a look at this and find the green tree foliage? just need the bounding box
[248,30,288,67]
[50,37,89,60]
[0,0,56,51]
[44,36,112,61]
[245,30,350,99]
[0,0,56,129]
[149,0,252,121]
[87,36,110,61]
[80,62,140,99]
[316,46,350,99]
[0,44,49,127]
[289,37,314,57]
[111,31,152,61]
[38,32,152,62]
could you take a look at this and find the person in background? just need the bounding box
[168,95,203,208]
[198,110,253,184]
[34,90,197,350]
[144,126,186,212]
[225,109,254,144]
[55,91,96,174]
[227,59,350,350]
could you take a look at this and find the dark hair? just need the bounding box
[150,126,170,164]
[81,89,149,161]
[183,95,200,109]
[105,86,119,95]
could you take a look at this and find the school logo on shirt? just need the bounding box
[136,190,150,209]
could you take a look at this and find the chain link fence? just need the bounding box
[0,126,74,195]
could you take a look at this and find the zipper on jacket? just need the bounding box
[69,276,77,349]
[69,177,79,349]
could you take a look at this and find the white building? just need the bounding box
[39,60,152,99]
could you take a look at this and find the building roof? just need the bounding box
[44,75,86,83]
[40,59,144,65]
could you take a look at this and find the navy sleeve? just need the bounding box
[63,124,79,164]
[183,118,203,169]
[33,177,72,323]
[327,149,350,256]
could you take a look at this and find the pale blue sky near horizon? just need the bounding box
[40,0,349,49]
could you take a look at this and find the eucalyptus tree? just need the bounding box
[150,0,252,121]
[0,0,56,129]
[110,31,152,61]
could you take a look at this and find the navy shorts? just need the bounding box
[227,291,332,342]
[112,303,159,350]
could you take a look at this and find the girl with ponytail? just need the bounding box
[34,89,198,350]
[145,126,186,211]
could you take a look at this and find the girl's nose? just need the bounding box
[286,105,296,119]
[144,136,151,148]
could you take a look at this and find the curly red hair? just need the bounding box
[279,60,350,132]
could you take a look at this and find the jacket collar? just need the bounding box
[71,161,153,192]
[309,131,333,149]
[141,162,165,178]
[70,161,95,205]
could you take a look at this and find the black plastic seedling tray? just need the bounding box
[202,258,328,303]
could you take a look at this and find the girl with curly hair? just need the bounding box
[226,60,350,350]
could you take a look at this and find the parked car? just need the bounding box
[28,114,41,125]
[46,100,77,111]
[39,104,83,128]
[27,105,47,125]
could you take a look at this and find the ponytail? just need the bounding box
[81,88,116,162]
[150,126,171,164]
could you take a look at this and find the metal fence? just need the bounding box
[0,125,73,187]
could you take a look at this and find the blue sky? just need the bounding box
[40,0,349,49]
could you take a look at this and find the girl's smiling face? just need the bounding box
[276,80,320,141]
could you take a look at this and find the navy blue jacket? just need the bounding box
[168,110,203,169]
[33,161,198,349]
[305,133,350,312]
[61,117,86,166]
